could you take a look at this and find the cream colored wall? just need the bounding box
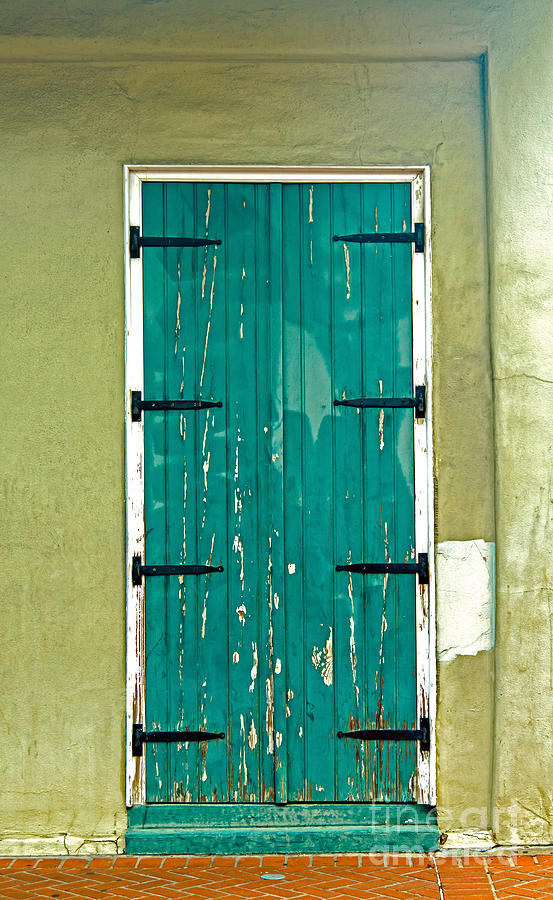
[0,0,549,851]
[486,4,553,846]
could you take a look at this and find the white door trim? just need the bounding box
[124,164,435,806]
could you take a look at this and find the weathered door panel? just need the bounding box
[281,183,416,802]
[143,183,278,802]
[141,180,418,804]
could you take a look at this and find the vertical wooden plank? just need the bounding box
[299,183,335,800]
[360,183,398,800]
[359,183,416,800]
[282,184,306,800]
[225,183,265,802]
[268,183,287,803]
[332,183,367,800]
[164,182,201,802]
[193,183,228,802]
[143,181,170,802]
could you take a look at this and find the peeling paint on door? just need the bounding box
[142,180,418,805]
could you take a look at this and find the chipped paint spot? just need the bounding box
[286,705,291,717]
[205,188,211,233]
[308,185,314,223]
[200,254,217,388]
[249,642,258,692]
[202,450,211,491]
[174,262,181,354]
[234,487,242,516]
[238,714,248,792]
[287,689,294,701]
[233,651,239,664]
[349,614,359,705]
[343,243,351,299]
[378,379,384,450]
[241,267,246,280]
[202,409,210,456]
[201,258,207,301]
[236,602,247,625]
[263,425,269,434]
[275,658,282,675]
[378,409,385,451]
[299,725,303,737]
[266,677,274,755]
[232,533,245,588]
[201,534,216,638]
[276,731,283,748]
[273,592,280,610]
[288,562,296,575]
[311,627,333,685]
[248,719,258,750]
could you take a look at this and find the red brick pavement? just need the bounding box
[0,854,552,899]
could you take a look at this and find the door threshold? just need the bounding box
[126,804,439,855]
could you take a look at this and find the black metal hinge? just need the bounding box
[131,390,222,422]
[333,222,424,253]
[130,226,222,259]
[336,552,429,585]
[132,555,224,587]
[335,385,426,419]
[132,723,225,756]
[338,717,430,752]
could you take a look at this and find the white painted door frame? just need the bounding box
[123,165,435,806]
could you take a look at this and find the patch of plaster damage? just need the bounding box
[0,835,125,857]
[436,539,496,662]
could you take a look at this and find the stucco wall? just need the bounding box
[486,4,553,846]
[0,0,550,851]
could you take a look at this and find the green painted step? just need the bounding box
[125,804,439,855]
[125,825,439,855]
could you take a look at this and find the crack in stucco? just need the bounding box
[494,372,553,385]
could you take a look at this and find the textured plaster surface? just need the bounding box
[485,2,553,846]
[0,0,548,848]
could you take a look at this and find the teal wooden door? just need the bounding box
[140,181,419,804]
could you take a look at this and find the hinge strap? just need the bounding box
[338,718,430,752]
[132,724,225,756]
[333,222,424,253]
[130,226,221,258]
[335,385,426,418]
[336,553,429,584]
[132,555,224,586]
[131,391,222,422]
